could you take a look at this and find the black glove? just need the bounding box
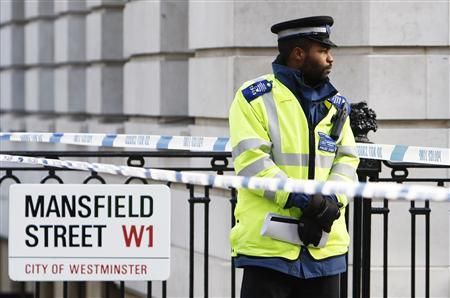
[297,216,323,247]
[302,194,343,233]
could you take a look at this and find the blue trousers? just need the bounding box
[240,266,340,298]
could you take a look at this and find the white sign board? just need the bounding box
[9,184,170,281]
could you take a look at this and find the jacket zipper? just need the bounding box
[308,122,315,180]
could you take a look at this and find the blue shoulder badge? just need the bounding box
[241,80,272,102]
[328,94,348,109]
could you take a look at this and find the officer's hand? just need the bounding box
[302,194,343,233]
[297,216,323,247]
[284,192,310,209]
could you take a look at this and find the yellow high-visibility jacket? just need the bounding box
[229,74,360,260]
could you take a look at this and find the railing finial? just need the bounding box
[350,101,378,143]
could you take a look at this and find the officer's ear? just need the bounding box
[291,47,306,64]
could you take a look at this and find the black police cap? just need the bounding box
[271,16,337,47]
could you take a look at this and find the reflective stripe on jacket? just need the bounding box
[229,74,360,260]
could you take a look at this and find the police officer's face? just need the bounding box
[301,43,334,86]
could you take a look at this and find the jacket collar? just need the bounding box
[272,59,337,102]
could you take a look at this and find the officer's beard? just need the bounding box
[302,58,331,88]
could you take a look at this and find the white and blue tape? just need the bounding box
[0,154,448,202]
[355,143,449,166]
[1,132,449,166]
[0,132,232,152]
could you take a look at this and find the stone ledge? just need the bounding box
[0,0,25,25]
[0,69,25,111]
[24,1,54,19]
[0,25,25,68]
[123,58,188,117]
[54,66,86,113]
[24,20,54,66]
[123,0,188,57]
[54,14,86,64]
[86,9,123,62]
[86,0,126,10]
[54,0,87,15]
[86,63,123,115]
[24,67,54,112]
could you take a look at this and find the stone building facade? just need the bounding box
[0,0,449,297]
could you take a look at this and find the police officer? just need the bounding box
[228,16,360,298]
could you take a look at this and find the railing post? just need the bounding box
[352,192,363,298]
[188,184,211,298]
[350,101,379,298]
[425,200,430,298]
[78,282,85,298]
[371,199,390,298]
[34,282,40,298]
[188,184,195,298]
[230,188,237,298]
[361,197,372,298]
[63,282,68,298]
[120,281,125,298]
[409,200,431,298]
[203,186,211,298]
[147,281,152,298]
[162,280,167,298]
[355,158,381,298]
[341,205,349,298]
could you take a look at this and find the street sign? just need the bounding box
[9,184,170,281]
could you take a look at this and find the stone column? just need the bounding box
[0,0,25,118]
[123,0,190,119]
[85,0,124,116]
[23,0,55,113]
[54,0,87,114]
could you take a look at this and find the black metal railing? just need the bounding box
[0,150,234,298]
[0,150,448,298]
[353,158,449,298]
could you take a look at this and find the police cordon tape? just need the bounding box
[0,132,231,152]
[1,154,449,202]
[1,132,449,166]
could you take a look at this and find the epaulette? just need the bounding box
[328,94,347,108]
[241,79,273,102]
[328,94,349,111]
